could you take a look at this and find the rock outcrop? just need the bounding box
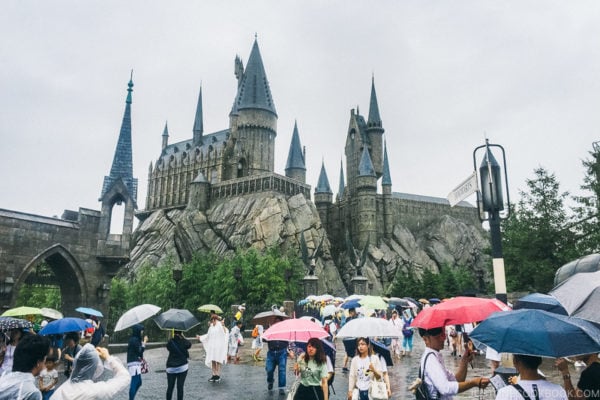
[128,193,490,296]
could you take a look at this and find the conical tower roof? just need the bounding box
[193,85,203,144]
[101,76,138,201]
[315,161,332,193]
[338,159,345,199]
[382,141,392,186]
[367,76,382,127]
[233,39,277,116]
[285,121,305,171]
[358,146,376,177]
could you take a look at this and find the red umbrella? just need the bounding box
[262,318,329,343]
[412,296,511,329]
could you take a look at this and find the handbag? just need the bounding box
[140,357,149,374]
[286,378,300,400]
[415,353,439,400]
[351,388,360,400]
[369,376,388,400]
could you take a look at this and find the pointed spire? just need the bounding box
[358,146,376,177]
[285,120,306,171]
[382,141,392,186]
[162,121,169,150]
[315,160,332,193]
[193,85,203,145]
[367,75,382,127]
[338,159,345,199]
[101,76,138,201]
[233,39,277,116]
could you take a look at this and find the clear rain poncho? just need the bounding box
[70,344,105,382]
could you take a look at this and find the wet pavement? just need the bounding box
[71,335,581,400]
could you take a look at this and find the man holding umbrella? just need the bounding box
[556,353,600,400]
[418,327,489,399]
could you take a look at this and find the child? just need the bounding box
[38,355,59,400]
[251,324,264,361]
[228,320,243,363]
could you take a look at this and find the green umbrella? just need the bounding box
[197,304,223,314]
[1,306,42,317]
[358,296,388,310]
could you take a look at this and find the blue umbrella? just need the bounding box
[513,293,567,315]
[75,307,103,318]
[470,309,600,357]
[340,299,361,309]
[39,317,93,335]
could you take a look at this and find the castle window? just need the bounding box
[186,143,191,150]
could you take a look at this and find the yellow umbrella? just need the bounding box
[197,304,223,314]
[2,306,42,317]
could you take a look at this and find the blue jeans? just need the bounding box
[129,373,142,400]
[265,348,287,388]
[42,389,55,400]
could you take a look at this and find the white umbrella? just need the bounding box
[299,316,323,326]
[40,307,63,320]
[321,304,338,318]
[114,304,161,332]
[336,317,402,338]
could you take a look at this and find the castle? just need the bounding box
[135,39,479,258]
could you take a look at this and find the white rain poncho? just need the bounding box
[51,344,130,400]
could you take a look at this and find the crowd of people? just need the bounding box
[1,301,599,400]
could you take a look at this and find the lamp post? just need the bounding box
[284,268,293,301]
[172,264,183,308]
[0,277,15,309]
[473,139,510,304]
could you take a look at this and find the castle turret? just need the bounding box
[382,141,393,239]
[285,121,306,183]
[162,121,169,151]
[314,161,333,228]
[187,172,210,211]
[98,75,138,255]
[367,76,384,178]
[193,86,204,146]
[355,146,377,249]
[224,38,277,180]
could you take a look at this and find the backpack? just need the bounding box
[252,325,259,338]
[402,319,413,337]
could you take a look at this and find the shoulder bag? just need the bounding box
[415,352,439,400]
[368,355,388,400]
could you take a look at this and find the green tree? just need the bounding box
[502,167,576,292]
[572,144,600,254]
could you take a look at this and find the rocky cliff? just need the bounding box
[128,193,490,296]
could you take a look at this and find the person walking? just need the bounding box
[347,337,383,400]
[51,344,130,399]
[0,334,50,400]
[496,354,567,400]
[292,338,329,400]
[252,324,264,361]
[228,320,243,364]
[165,330,191,400]
[126,324,148,400]
[62,332,82,378]
[341,308,358,373]
[556,352,600,400]
[0,327,25,375]
[401,310,414,356]
[418,327,489,400]
[265,316,292,396]
[198,314,228,383]
[389,310,402,359]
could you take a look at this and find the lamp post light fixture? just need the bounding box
[96,282,110,301]
[473,139,510,304]
[172,264,183,307]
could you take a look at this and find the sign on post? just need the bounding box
[447,171,478,207]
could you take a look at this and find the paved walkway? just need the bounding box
[71,335,579,400]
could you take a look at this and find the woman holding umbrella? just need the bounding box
[198,314,228,383]
[166,330,191,400]
[293,337,329,400]
[0,327,25,375]
[347,337,383,400]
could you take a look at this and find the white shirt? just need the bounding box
[495,379,567,400]
[420,348,459,400]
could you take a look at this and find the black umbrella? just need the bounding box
[153,309,200,331]
[513,293,567,315]
[371,339,393,367]
[251,309,290,326]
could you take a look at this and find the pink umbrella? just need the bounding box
[412,296,511,329]
[262,318,329,343]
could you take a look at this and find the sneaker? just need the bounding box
[268,383,273,390]
[279,389,286,396]
[213,376,221,383]
[208,375,217,382]
[342,367,349,373]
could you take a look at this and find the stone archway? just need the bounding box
[16,244,88,316]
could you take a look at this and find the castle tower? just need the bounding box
[337,159,345,202]
[98,75,138,255]
[355,146,377,249]
[367,76,384,178]
[193,86,203,146]
[344,108,367,196]
[162,121,169,150]
[285,121,306,183]
[314,161,333,228]
[187,171,210,211]
[382,141,393,239]
[223,38,277,180]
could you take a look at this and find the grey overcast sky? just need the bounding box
[1,1,600,219]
